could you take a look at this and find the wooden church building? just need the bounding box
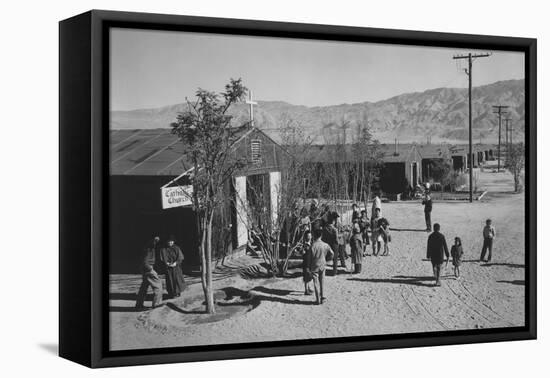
[109,127,288,274]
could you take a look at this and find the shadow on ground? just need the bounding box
[497,280,525,285]
[219,286,317,307]
[390,228,428,232]
[348,275,435,287]
[481,262,525,268]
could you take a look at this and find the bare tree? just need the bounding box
[171,78,248,314]
[238,116,314,276]
[506,143,525,192]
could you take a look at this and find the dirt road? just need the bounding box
[109,184,525,350]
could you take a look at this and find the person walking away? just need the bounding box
[160,235,186,298]
[135,236,163,309]
[426,223,450,286]
[301,230,313,295]
[350,223,363,273]
[422,191,433,232]
[309,228,334,304]
[378,217,391,256]
[371,192,382,217]
[370,208,382,256]
[479,219,496,262]
[451,237,464,278]
[324,212,346,275]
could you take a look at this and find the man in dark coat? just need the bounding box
[160,235,186,298]
[135,236,163,309]
[426,223,449,286]
[422,191,433,231]
[324,212,346,275]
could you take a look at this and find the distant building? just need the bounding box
[300,142,422,196]
[109,127,288,274]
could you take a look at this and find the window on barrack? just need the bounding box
[251,139,262,164]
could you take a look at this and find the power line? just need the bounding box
[504,117,512,155]
[452,52,491,202]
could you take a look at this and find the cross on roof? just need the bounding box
[245,90,257,128]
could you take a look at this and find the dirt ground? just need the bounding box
[109,170,525,351]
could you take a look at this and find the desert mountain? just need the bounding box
[111,79,525,144]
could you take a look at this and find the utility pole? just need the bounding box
[504,117,512,154]
[453,52,491,202]
[493,105,509,172]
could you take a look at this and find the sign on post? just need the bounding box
[161,185,193,209]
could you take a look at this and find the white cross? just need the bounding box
[245,90,257,128]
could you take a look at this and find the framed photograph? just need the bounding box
[59,10,536,368]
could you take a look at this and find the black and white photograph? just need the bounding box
[107,27,528,351]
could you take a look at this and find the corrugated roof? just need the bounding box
[110,127,253,176]
[110,125,286,176]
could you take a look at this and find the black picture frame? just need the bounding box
[59,9,537,368]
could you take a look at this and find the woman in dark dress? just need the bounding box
[301,230,313,295]
[350,223,363,274]
[160,235,186,298]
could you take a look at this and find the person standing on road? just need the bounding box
[160,235,186,299]
[351,203,361,224]
[370,208,382,256]
[371,192,382,217]
[426,223,450,286]
[350,223,363,274]
[309,228,334,305]
[359,210,370,254]
[324,212,346,275]
[479,219,496,262]
[422,190,433,232]
[451,237,464,278]
[301,230,313,295]
[135,236,163,309]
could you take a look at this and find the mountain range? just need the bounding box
[111,79,525,144]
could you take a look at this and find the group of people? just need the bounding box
[297,195,393,305]
[133,189,498,309]
[135,235,187,309]
[425,218,496,285]
[300,188,498,305]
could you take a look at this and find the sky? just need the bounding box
[110,28,525,111]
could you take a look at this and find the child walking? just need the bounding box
[378,217,391,256]
[451,237,464,278]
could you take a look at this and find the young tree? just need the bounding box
[506,143,525,192]
[352,115,383,210]
[240,116,314,276]
[171,78,248,314]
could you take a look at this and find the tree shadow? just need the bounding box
[481,263,525,268]
[348,275,435,287]
[326,268,352,277]
[497,280,525,286]
[219,286,317,307]
[250,286,298,296]
[165,302,206,314]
